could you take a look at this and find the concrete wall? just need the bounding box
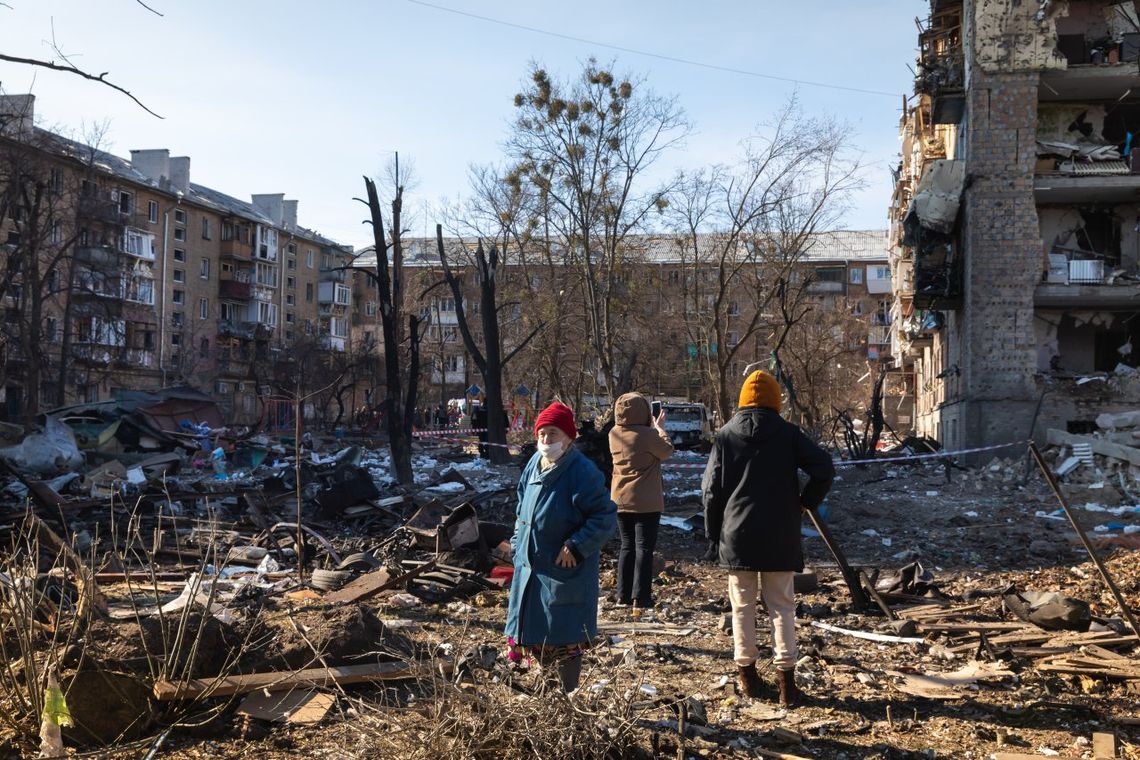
[973,0,1068,73]
[1036,103,1108,141]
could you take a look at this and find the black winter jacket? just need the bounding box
[701,407,835,572]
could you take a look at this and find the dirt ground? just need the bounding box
[7,449,1140,759]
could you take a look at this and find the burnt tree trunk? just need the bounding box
[437,226,542,465]
[364,175,414,485]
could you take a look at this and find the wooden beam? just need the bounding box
[153,661,415,701]
[322,561,437,605]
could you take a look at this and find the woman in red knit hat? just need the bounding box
[505,401,617,692]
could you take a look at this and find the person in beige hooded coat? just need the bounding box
[608,393,674,609]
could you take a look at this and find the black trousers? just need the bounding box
[616,512,661,607]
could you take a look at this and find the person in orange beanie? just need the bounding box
[702,370,834,706]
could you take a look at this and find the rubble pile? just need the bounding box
[1040,409,1140,512]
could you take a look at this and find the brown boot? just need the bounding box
[737,663,764,698]
[778,668,804,707]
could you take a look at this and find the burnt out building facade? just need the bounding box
[890,0,1140,451]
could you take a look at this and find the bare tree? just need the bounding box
[361,158,423,485]
[776,290,870,437]
[508,59,688,396]
[665,101,863,422]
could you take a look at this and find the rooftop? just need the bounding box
[7,127,346,249]
[352,229,888,269]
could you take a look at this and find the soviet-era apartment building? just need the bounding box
[0,94,355,424]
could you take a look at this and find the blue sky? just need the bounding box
[1,1,917,248]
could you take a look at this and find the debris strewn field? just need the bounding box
[2,414,1140,759]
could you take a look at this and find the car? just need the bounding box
[660,402,714,451]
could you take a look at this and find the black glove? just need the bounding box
[703,540,718,563]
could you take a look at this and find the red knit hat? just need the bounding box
[533,402,577,441]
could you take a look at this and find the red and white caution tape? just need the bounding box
[422,434,521,452]
[414,428,488,437]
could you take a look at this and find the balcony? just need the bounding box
[319,267,347,283]
[121,229,155,260]
[912,244,961,310]
[77,196,128,225]
[430,370,466,385]
[73,274,124,301]
[892,259,914,295]
[432,310,459,326]
[75,246,121,267]
[71,344,116,364]
[216,356,251,375]
[221,238,253,260]
[806,280,846,295]
[868,326,892,346]
[118,349,156,369]
[915,4,964,124]
[1040,31,1140,101]
[217,319,257,340]
[318,281,351,306]
[1035,280,1140,309]
[219,279,252,300]
[1034,172,1140,203]
[320,335,346,352]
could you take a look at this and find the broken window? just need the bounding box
[1075,208,1120,267]
[1049,311,1140,373]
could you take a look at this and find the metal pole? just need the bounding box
[1029,442,1140,636]
[806,509,869,613]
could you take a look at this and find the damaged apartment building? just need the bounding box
[0,94,357,423]
[890,0,1140,450]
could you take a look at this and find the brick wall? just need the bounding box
[959,70,1043,448]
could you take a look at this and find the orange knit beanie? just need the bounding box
[738,370,782,412]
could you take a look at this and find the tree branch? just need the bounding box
[134,0,164,15]
[0,53,162,118]
[502,321,547,367]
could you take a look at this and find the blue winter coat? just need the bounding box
[505,447,617,647]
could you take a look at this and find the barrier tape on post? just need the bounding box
[834,440,1028,468]
[660,440,1029,471]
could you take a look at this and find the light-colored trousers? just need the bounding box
[728,570,797,671]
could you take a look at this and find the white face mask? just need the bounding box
[537,441,565,462]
